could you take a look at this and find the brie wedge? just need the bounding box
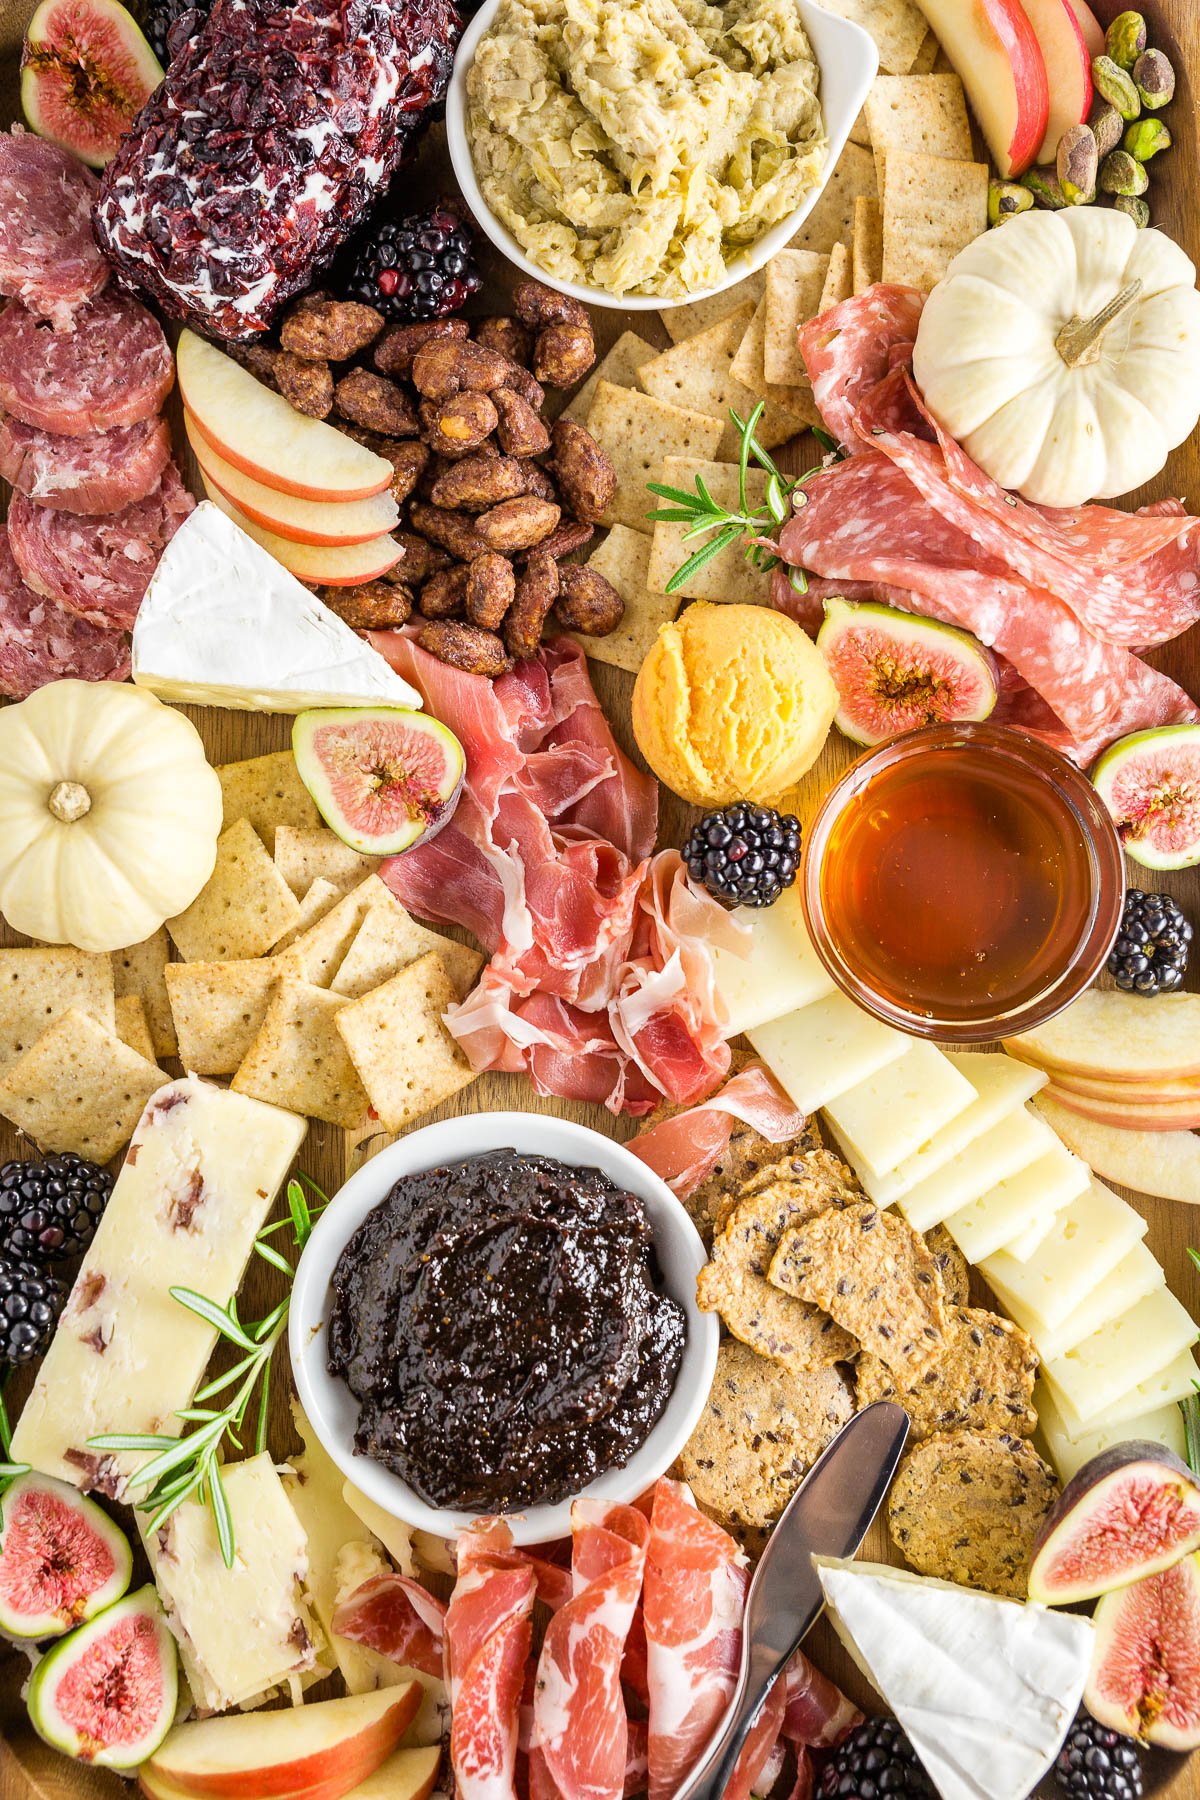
[132,504,422,713]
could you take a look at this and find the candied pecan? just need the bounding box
[409,501,494,562]
[531,520,595,562]
[474,315,533,366]
[534,321,596,389]
[419,565,469,619]
[322,581,413,628]
[380,439,429,505]
[418,619,512,677]
[549,418,616,523]
[504,552,559,662]
[274,351,334,419]
[333,368,419,436]
[411,338,512,402]
[497,360,545,411]
[431,454,528,512]
[374,317,469,379]
[281,297,384,361]
[554,564,625,636]
[394,530,452,585]
[477,496,561,552]
[465,552,516,631]
[513,280,589,329]
[493,388,550,457]
[421,390,499,457]
[518,459,557,503]
[228,341,280,390]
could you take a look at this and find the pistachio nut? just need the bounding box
[1088,102,1125,160]
[1124,117,1171,161]
[988,180,1035,226]
[1099,148,1150,196]
[1019,166,1069,210]
[1092,54,1142,120]
[1134,48,1175,110]
[1112,193,1151,228]
[1056,123,1098,203]
[1104,10,1147,70]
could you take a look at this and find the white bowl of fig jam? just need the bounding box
[290,1111,718,1546]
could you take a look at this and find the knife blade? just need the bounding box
[673,1401,909,1800]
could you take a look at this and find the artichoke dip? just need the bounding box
[465,0,827,298]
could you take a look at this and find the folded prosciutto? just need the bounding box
[630,1063,807,1199]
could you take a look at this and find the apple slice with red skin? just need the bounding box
[140,1744,441,1800]
[914,0,1049,176]
[1044,1082,1200,1134]
[1048,1068,1200,1105]
[1015,0,1092,160]
[185,414,399,548]
[203,489,402,585]
[1062,0,1104,57]
[1003,990,1200,1085]
[146,1684,422,1800]
[1034,1095,1200,1206]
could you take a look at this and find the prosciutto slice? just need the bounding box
[630,1064,807,1200]
[445,1520,537,1800]
[332,1574,446,1678]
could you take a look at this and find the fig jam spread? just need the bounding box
[327,1149,686,1511]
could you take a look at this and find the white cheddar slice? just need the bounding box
[817,1558,1092,1800]
[711,886,835,1037]
[749,989,907,1114]
[133,503,422,714]
[1061,1349,1200,1435]
[942,1143,1088,1266]
[1036,1378,1188,1485]
[1033,1243,1166,1364]
[1045,1287,1200,1430]
[10,1078,306,1495]
[867,1053,1048,1205]
[144,1452,322,1713]
[1002,1196,1069,1265]
[980,1181,1148,1333]
[899,1106,1054,1233]
[824,1042,976,1178]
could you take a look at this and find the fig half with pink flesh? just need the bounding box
[21,0,163,169]
[0,1471,132,1638]
[815,599,998,747]
[1092,724,1200,871]
[292,707,466,857]
[1027,1441,1200,1606]
[26,1584,177,1767]
[1085,1552,1200,1749]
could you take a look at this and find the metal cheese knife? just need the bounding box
[674,1401,909,1800]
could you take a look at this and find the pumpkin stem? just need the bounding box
[48,781,92,824]
[1055,279,1143,368]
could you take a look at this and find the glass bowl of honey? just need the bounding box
[802,723,1125,1043]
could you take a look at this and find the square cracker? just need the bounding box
[167,817,302,963]
[271,878,341,953]
[816,0,929,75]
[330,903,482,1002]
[165,959,281,1076]
[853,196,884,293]
[0,1009,162,1163]
[820,241,854,313]
[114,995,157,1066]
[336,951,476,1134]
[848,102,871,148]
[647,459,772,606]
[910,27,940,74]
[0,947,115,1077]
[881,150,988,292]
[640,305,808,457]
[727,299,820,434]
[764,250,829,386]
[585,381,723,533]
[865,73,973,192]
[216,750,320,852]
[111,929,174,1059]
[274,827,381,900]
[570,527,679,674]
[233,977,369,1129]
[276,874,396,988]
[788,142,876,256]
[659,268,768,346]
[562,332,658,426]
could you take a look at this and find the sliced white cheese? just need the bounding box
[1002,1195,1071,1265]
[817,1558,1092,1800]
[748,988,907,1114]
[866,1054,1048,1206]
[898,1106,1055,1234]
[822,1042,976,1179]
[1035,1378,1188,1485]
[1045,1287,1200,1430]
[132,503,423,713]
[711,886,835,1037]
[1033,1242,1166,1364]
[1069,1348,1200,1433]
[980,1181,1148,1332]
[942,1143,1089,1265]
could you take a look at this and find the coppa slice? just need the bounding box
[26,1585,177,1769]
[292,708,465,857]
[1093,726,1200,871]
[0,1473,131,1637]
[1086,1555,1200,1749]
[1028,1443,1200,1605]
[816,600,998,746]
[0,285,172,434]
[0,412,171,514]
[21,0,163,168]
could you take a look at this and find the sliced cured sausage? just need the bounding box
[0,412,171,513]
[0,526,130,698]
[0,131,108,329]
[8,464,194,630]
[0,288,173,435]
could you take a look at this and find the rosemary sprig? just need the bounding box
[1181,1248,1200,1476]
[0,1375,30,1501]
[88,1174,327,1568]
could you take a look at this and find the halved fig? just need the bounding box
[26,1584,177,1767]
[292,708,465,857]
[21,0,163,169]
[0,1471,132,1638]
[1092,725,1200,871]
[1086,1553,1200,1749]
[1028,1442,1200,1606]
[815,599,998,746]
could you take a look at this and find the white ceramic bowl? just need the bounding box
[446,0,879,313]
[290,1112,719,1546]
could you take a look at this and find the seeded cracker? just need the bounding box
[271,878,341,952]
[0,1009,162,1163]
[0,947,115,1076]
[647,460,772,606]
[787,141,877,257]
[816,0,929,76]
[887,1429,1059,1597]
[561,332,658,426]
[659,268,768,346]
[165,959,281,1075]
[881,150,989,292]
[330,903,482,1001]
[925,1222,970,1306]
[274,826,382,899]
[571,527,679,674]
[673,1114,827,1247]
[852,197,885,294]
[114,995,157,1066]
[275,873,397,987]
[763,250,829,387]
[111,928,175,1059]
[726,300,820,437]
[855,1306,1040,1440]
[865,73,973,194]
[336,950,477,1133]
[167,817,302,963]
[233,976,369,1128]
[585,381,723,534]
[819,243,854,313]
[216,749,321,851]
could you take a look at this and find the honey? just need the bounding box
[802,725,1125,1042]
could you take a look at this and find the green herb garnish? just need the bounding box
[0,1375,30,1510]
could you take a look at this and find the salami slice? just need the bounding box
[0,412,171,514]
[0,527,130,698]
[0,131,109,329]
[0,288,173,436]
[8,464,195,630]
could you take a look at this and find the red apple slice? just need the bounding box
[1062,0,1104,57]
[203,488,402,584]
[1049,1069,1200,1105]
[1034,1095,1200,1205]
[914,0,1049,177]
[1016,0,1092,160]
[177,331,392,503]
[1044,1083,1200,1133]
[185,413,399,547]
[140,1746,441,1800]
[1003,990,1200,1084]
[146,1685,421,1800]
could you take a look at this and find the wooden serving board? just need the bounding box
[1,0,1199,1793]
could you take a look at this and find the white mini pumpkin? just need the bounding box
[0,681,222,954]
[912,207,1200,508]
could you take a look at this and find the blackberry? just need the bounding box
[1107,889,1192,995]
[682,804,801,908]
[1055,1715,1143,1800]
[0,1254,65,1366]
[137,0,211,67]
[339,203,482,322]
[818,1718,936,1800]
[0,1153,113,1264]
